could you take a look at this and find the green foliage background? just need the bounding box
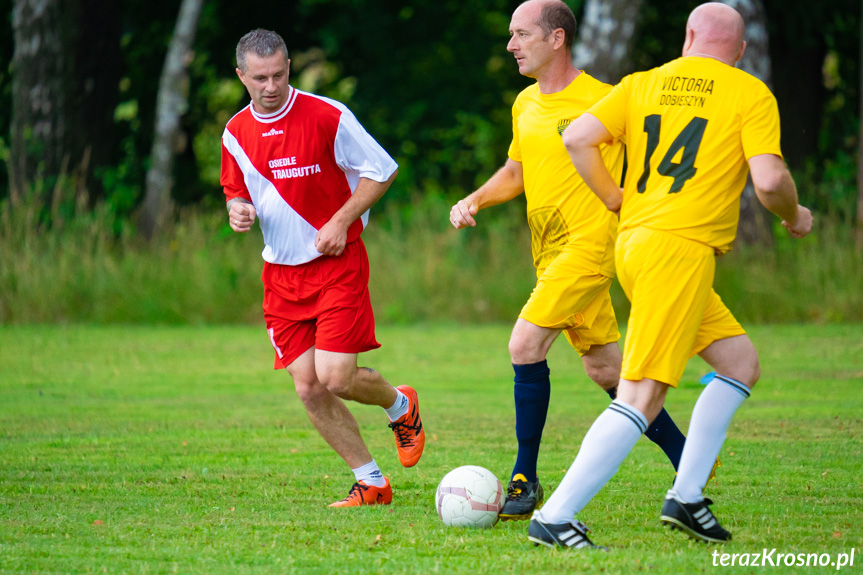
[0,0,860,326]
[0,0,860,215]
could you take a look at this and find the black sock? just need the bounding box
[511,360,550,483]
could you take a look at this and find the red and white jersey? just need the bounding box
[221,86,398,265]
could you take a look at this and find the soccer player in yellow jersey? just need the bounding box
[529,2,813,548]
[450,0,689,521]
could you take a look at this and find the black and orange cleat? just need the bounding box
[388,385,425,467]
[328,479,393,508]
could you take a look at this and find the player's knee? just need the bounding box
[292,376,326,404]
[744,355,761,389]
[507,336,522,362]
[585,363,619,391]
[736,350,761,389]
[508,335,540,364]
[718,353,760,391]
[316,365,354,398]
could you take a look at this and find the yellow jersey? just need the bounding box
[589,56,782,254]
[509,72,625,275]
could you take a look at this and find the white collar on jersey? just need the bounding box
[250,86,298,123]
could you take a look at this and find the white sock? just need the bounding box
[673,375,750,502]
[383,389,408,422]
[538,400,647,524]
[352,459,386,488]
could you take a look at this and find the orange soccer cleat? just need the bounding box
[388,385,425,467]
[329,479,393,508]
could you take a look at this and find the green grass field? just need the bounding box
[1,323,861,574]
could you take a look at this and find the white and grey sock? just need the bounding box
[673,375,750,502]
[352,459,386,488]
[538,400,647,524]
[384,389,409,422]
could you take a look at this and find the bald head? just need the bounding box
[517,0,577,50]
[683,2,746,65]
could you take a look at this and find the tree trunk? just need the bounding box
[721,0,775,246]
[572,0,644,84]
[138,0,203,240]
[10,0,120,208]
[10,0,66,204]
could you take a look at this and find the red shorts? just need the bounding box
[262,239,380,369]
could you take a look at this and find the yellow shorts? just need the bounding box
[519,245,620,356]
[616,228,745,387]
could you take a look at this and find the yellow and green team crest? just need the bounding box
[557,118,572,136]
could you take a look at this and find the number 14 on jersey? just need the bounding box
[636,115,708,195]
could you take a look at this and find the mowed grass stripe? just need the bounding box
[1,324,861,574]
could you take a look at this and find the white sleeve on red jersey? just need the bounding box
[330,106,398,190]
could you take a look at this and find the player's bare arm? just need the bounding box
[563,114,623,213]
[748,154,813,239]
[449,158,524,229]
[315,170,398,256]
[226,197,257,233]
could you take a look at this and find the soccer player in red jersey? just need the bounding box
[221,29,424,507]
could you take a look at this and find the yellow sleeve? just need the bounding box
[587,76,630,142]
[508,98,523,162]
[741,86,783,160]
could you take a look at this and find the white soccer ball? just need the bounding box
[435,465,503,528]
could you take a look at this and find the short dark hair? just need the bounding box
[236,29,289,72]
[538,1,577,50]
